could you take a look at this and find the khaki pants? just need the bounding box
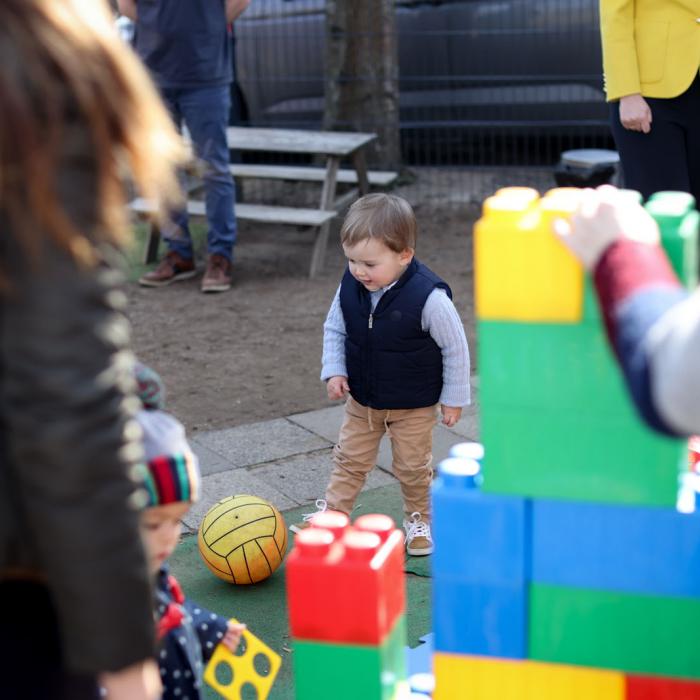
[325,396,438,521]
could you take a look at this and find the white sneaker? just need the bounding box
[289,499,327,533]
[403,512,434,556]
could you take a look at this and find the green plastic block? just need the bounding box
[479,320,686,506]
[480,406,685,506]
[646,191,699,289]
[582,275,602,321]
[479,320,625,412]
[292,615,406,700]
[529,584,700,680]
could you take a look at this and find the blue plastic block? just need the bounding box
[433,576,527,658]
[532,498,700,598]
[432,465,530,582]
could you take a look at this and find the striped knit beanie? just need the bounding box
[136,409,201,506]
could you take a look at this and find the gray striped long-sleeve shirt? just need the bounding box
[321,284,471,407]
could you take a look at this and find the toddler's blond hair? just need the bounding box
[340,193,417,253]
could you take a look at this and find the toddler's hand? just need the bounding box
[222,621,247,653]
[441,405,461,428]
[327,376,350,401]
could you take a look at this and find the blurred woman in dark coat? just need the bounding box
[0,1,185,697]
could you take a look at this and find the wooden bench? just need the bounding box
[131,127,398,278]
[228,164,398,187]
[130,198,337,266]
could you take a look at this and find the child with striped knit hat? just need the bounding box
[136,405,246,700]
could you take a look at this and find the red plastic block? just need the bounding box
[354,513,405,632]
[627,675,700,699]
[309,510,351,540]
[286,516,405,645]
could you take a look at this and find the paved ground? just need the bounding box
[171,383,479,699]
[182,378,479,534]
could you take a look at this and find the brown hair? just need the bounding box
[340,193,417,253]
[0,0,185,281]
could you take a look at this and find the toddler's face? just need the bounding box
[343,238,414,291]
[140,502,190,575]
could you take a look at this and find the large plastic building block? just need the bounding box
[474,187,585,322]
[431,460,528,658]
[292,615,407,700]
[646,191,699,289]
[478,317,692,440]
[479,319,625,411]
[433,652,625,700]
[480,406,684,508]
[479,319,686,508]
[432,461,529,582]
[626,674,700,699]
[532,498,700,598]
[354,512,405,619]
[285,520,405,645]
[433,577,527,658]
[529,584,700,679]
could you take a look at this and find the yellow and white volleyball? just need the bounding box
[197,495,288,584]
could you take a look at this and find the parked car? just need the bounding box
[233,0,610,164]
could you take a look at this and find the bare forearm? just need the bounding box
[226,0,250,23]
[117,0,137,21]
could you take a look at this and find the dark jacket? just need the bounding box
[155,567,228,699]
[339,258,451,409]
[134,0,232,89]
[0,125,155,674]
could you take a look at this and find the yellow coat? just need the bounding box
[600,0,700,101]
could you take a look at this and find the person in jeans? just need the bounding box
[291,194,471,556]
[119,0,250,293]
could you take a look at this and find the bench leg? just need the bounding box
[309,156,341,277]
[352,150,370,196]
[144,223,161,264]
[309,222,330,279]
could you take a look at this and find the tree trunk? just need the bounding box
[324,0,401,170]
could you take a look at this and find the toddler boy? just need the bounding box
[291,194,470,556]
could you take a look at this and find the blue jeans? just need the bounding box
[161,85,237,261]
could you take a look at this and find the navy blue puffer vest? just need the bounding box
[339,258,451,409]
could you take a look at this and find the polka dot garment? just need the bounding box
[155,567,229,700]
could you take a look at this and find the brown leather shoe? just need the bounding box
[201,254,232,293]
[139,251,196,287]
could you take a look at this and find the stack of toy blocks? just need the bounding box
[286,512,408,700]
[432,187,700,699]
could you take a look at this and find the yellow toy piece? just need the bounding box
[433,652,625,700]
[474,187,585,322]
[203,619,281,700]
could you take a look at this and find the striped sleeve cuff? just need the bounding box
[594,239,682,352]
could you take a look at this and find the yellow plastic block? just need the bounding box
[433,652,625,700]
[203,619,281,700]
[474,187,585,322]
